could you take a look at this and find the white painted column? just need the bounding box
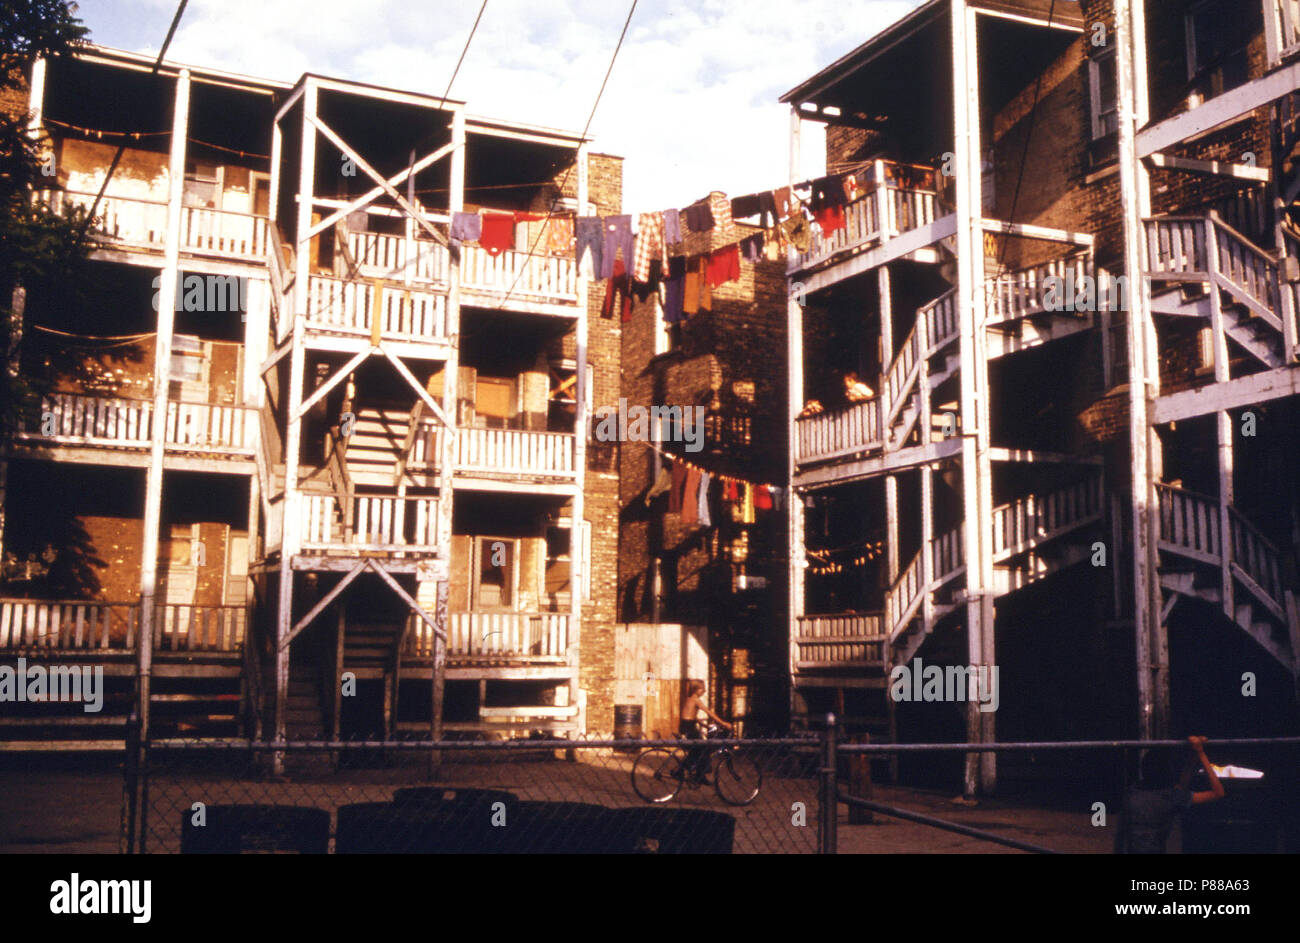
[138,69,190,739]
[951,0,995,794]
[1116,0,1167,739]
[569,140,589,725]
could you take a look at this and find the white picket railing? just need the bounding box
[991,478,1104,561]
[25,393,253,453]
[793,185,938,272]
[304,274,448,340]
[0,600,243,654]
[987,255,1092,323]
[40,189,267,260]
[409,424,577,477]
[300,494,439,550]
[407,611,571,660]
[793,613,886,668]
[462,246,578,302]
[793,399,881,464]
[345,230,450,284]
[1156,483,1221,563]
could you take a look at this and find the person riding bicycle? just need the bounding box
[679,679,732,784]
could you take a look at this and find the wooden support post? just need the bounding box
[1117,0,1168,740]
[951,0,995,795]
[787,294,806,722]
[275,79,318,766]
[137,68,190,743]
[333,606,344,741]
[1206,221,1236,619]
[567,141,589,732]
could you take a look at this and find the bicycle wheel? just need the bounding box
[632,748,684,803]
[713,749,762,806]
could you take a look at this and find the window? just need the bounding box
[184,160,221,209]
[543,521,590,605]
[472,536,516,610]
[474,376,515,429]
[1185,0,1251,98]
[1089,45,1118,140]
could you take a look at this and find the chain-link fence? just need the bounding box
[126,733,823,854]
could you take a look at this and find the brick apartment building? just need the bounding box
[785,0,1300,793]
[617,206,789,736]
[0,43,626,747]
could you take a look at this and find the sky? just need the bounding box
[79,0,926,214]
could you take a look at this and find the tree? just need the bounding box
[0,1,89,439]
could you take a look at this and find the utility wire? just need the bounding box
[491,0,639,312]
[73,0,190,250]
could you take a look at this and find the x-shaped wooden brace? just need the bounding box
[281,557,447,650]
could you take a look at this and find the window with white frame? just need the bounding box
[1089,44,1118,140]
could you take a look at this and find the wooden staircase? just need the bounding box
[1155,483,1300,675]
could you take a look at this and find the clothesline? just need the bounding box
[642,439,782,491]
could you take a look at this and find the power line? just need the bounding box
[74,0,191,250]
[491,0,639,312]
[434,0,489,111]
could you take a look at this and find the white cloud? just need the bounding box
[88,0,924,212]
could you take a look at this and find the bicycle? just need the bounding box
[631,724,762,806]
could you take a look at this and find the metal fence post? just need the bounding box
[120,713,140,854]
[821,712,838,854]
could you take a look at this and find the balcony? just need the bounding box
[793,613,886,670]
[405,611,571,663]
[790,161,942,276]
[461,246,579,309]
[299,494,439,553]
[303,274,449,344]
[40,189,268,263]
[1267,0,1300,65]
[18,392,255,458]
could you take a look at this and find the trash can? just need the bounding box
[610,807,736,854]
[614,704,643,752]
[497,801,620,854]
[336,801,496,854]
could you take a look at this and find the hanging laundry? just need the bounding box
[707,244,740,287]
[764,225,785,262]
[631,258,660,303]
[663,208,683,250]
[601,214,634,280]
[774,186,794,220]
[697,471,712,527]
[754,485,773,511]
[783,211,812,252]
[633,211,666,282]
[740,233,764,263]
[810,174,847,212]
[758,191,779,228]
[546,216,575,254]
[695,257,713,312]
[602,257,632,321]
[645,465,672,505]
[813,204,846,236]
[662,256,686,324]
[669,460,688,514]
[842,173,860,203]
[683,200,714,235]
[451,211,481,242]
[708,191,735,245]
[576,216,603,277]
[479,212,515,256]
[730,193,762,220]
[682,468,701,524]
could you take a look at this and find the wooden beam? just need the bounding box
[304,142,454,240]
[981,218,1094,246]
[1137,59,1300,158]
[1146,153,1270,182]
[370,561,446,641]
[795,436,964,489]
[793,215,958,292]
[307,116,449,246]
[379,347,452,428]
[1152,365,1300,423]
[291,346,373,422]
[280,559,367,650]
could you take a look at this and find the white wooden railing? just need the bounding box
[300,494,438,550]
[406,611,571,660]
[409,424,577,477]
[885,524,965,643]
[991,478,1104,561]
[305,274,448,340]
[793,182,939,272]
[794,399,881,464]
[40,189,267,260]
[987,255,1092,322]
[462,246,578,302]
[345,230,450,284]
[24,393,253,453]
[1156,483,1222,564]
[0,600,243,654]
[793,613,886,668]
